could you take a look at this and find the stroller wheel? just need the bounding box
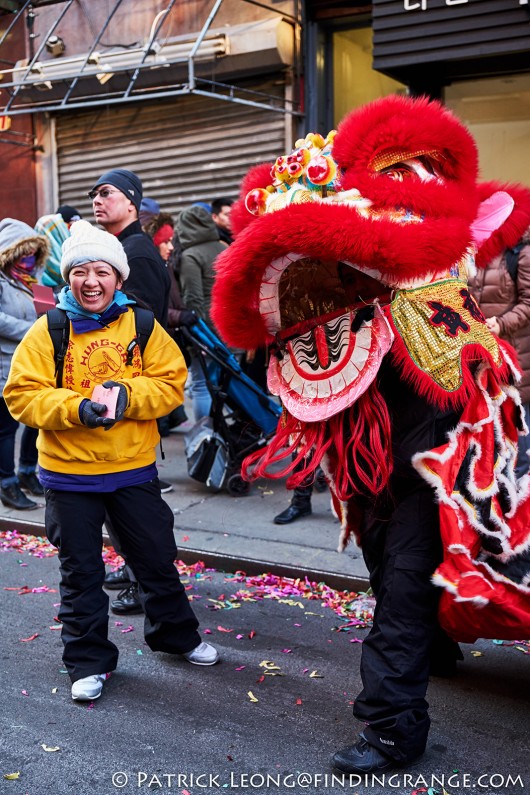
[226,473,250,497]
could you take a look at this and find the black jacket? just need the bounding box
[118,220,170,327]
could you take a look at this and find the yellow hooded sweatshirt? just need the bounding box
[4,308,186,475]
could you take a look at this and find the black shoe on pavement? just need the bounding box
[331,734,397,774]
[110,583,143,614]
[314,466,328,493]
[17,471,44,496]
[159,479,174,494]
[104,565,132,590]
[273,503,312,525]
[1,483,38,511]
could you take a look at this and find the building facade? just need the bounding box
[1,0,529,224]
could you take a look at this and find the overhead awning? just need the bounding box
[0,0,302,117]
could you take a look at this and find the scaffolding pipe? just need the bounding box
[61,0,125,106]
[123,0,177,99]
[0,0,33,51]
[188,0,223,91]
[5,0,76,113]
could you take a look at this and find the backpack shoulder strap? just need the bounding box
[132,305,155,357]
[506,241,525,282]
[46,307,69,388]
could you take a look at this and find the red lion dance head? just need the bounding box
[212,95,530,642]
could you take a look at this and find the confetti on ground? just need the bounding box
[41,744,60,752]
[471,651,483,657]
[309,670,323,678]
[3,531,529,655]
[21,690,29,696]
[3,772,20,780]
[19,633,39,643]
[120,625,134,634]
[247,691,258,702]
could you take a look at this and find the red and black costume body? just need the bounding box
[211,96,530,762]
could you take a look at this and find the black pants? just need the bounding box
[353,361,460,764]
[45,480,200,683]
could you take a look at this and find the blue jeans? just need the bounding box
[188,353,212,422]
[0,397,39,487]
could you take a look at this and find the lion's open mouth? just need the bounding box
[261,255,395,421]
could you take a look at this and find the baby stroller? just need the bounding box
[181,319,282,496]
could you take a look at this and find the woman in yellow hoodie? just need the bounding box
[4,220,219,702]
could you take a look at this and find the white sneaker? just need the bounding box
[182,642,219,666]
[71,673,109,701]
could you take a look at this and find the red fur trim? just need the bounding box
[241,382,393,501]
[230,162,274,238]
[333,95,478,193]
[475,181,530,268]
[212,202,474,349]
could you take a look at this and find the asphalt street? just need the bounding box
[1,535,529,795]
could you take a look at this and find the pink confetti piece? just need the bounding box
[121,625,134,633]
[20,633,39,642]
[182,535,190,542]
[217,625,233,633]
[294,623,302,627]
[349,638,363,643]
[236,634,244,639]
[114,621,123,626]
[204,628,212,634]
[21,690,29,696]
[235,666,246,671]
[281,648,292,653]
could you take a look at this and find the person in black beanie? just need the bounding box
[89,168,170,328]
[88,168,173,611]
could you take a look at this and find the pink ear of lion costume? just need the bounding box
[212,94,530,644]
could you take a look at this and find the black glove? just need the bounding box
[102,381,128,422]
[177,310,198,328]
[81,401,114,429]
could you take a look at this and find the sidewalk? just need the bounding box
[0,421,370,593]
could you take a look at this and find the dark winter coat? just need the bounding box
[177,206,225,328]
[469,232,530,403]
[118,220,170,327]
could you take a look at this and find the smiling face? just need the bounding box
[68,260,122,313]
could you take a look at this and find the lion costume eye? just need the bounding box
[380,157,439,183]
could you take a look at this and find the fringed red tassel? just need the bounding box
[242,382,393,501]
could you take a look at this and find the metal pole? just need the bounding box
[188,0,224,91]
[123,0,178,99]
[61,0,125,107]
[0,0,33,51]
[5,0,76,113]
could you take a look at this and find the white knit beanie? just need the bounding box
[60,220,129,281]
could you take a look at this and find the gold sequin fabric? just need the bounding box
[390,279,502,393]
[370,147,442,172]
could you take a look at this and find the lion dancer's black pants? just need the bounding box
[353,362,461,765]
